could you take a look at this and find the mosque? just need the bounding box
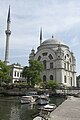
[4,7,76,87]
[29,28,76,87]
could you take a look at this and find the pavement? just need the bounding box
[49,96,80,120]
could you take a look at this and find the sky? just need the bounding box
[0,0,80,75]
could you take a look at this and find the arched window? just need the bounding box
[38,56,41,61]
[50,75,53,80]
[69,58,71,62]
[43,60,46,69]
[64,63,66,69]
[67,54,69,57]
[67,62,69,70]
[48,54,53,60]
[42,52,48,56]
[64,76,66,83]
[70,65,72,71]
[70,77,72,86]
[43,75,46,82]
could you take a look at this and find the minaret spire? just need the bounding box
[40,27,42,45]
[4,6,11,65]
[7,5,10,22]
[52,34,54,38]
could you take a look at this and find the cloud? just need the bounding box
[10,54,27,58]
[70,36,80,47]
[0,0,80,74]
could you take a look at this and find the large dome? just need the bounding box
[41,38,66,46]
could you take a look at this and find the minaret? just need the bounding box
[4,6,11,65]
[40,27,42,45]
[52,34,54,38]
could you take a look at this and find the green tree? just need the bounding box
[46,80,59,91]
[22,60,43,87]
[77,75,80,87]
[77,75,80,80]
[0,60,11,84]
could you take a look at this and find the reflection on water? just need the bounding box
[0,97,20,120]
[0,96,65,120]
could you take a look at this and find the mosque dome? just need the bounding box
[41,38,67,46]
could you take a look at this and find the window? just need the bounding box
[17,72,19,77]
[38,56,41,61]
[50,75,53,80]
[64,63,66,69]
[48,54,53,60]
[70,77,72,86]
[14,71,16,77]
[69,58,71,62]
[50,62,53,69]
[42,52,48,56]
[43,60,46,69]
[70,65,72,71]
[67,62,69,70]
[64,76,66,83]
[67,54,69,57]
[43,75,46,82]
[20,73,22,77]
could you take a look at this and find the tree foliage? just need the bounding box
[77,75,80,87]
[0,60,11,84]
[22,60,43,86]
[77,75,80,80]
[46,80,59,90]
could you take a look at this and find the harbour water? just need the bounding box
[0,96,65,120]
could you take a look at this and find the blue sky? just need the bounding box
[0,0,80,75]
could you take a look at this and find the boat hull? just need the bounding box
[20,96,35,104]
[36,98,49,105]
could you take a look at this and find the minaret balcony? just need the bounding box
[5,30,11,35]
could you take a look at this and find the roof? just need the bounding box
[41,38,67,46]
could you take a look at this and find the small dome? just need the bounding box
[41,38,66,46]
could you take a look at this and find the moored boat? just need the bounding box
[33,116,45,120]
[35,95,49,105]
[21,95,35,104]
[43,104,56,112]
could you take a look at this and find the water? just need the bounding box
[0,96,65,120]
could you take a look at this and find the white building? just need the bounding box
[29,36,76,87]
[10,63,24,83]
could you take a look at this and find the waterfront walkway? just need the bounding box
[49,96,80,120]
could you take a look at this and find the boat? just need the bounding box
[27,91,39,100]
[35,95,49,105]
[43,104,56,112]
[74,92,80,98]
[20,95,35,104]
[38,103,56,111]
[33,116,45,120]
[33,103,56,120]
[33,104,56,120]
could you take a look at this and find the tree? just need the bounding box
[77,75,80,80]
[22,60,43,87]
[77,75,80,87]
[0,60,11,84]
[46,80,59,90]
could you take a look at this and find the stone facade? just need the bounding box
[29,38,76,87]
